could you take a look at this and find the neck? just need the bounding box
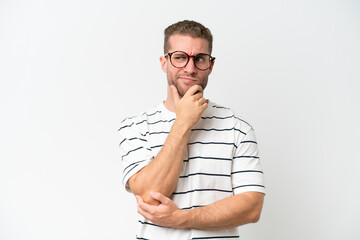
[163,85,176,112]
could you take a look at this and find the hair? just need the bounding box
[164,20,213,54]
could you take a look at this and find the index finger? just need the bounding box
[184,85,203,97]
[136,195,156,213]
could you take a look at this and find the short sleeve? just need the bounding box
[118,118,154,192]
[231,121,266,195]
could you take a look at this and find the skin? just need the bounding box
[161,34,214,111]
[129,34,265,229]
[128,84,207,205]
[136,191,264,230]
[128,35,211,205]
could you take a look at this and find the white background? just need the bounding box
[1,0,359,239]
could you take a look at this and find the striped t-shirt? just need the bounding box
[118,101,265,240]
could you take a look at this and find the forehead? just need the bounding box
[168,34,210,54]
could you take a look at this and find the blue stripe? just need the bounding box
[122,160,146,174]
[149,131,169,135]
[240,140,257,144]
[201,115,234,120]
[191,127,245,135]
[136,237,149,240]
[180,205,206,210]
[148,118,175,125]
[122,164,138,184]
[119,137,147,147]
[173,188,232,195]
[151,144,163,149]
[118,122,134,131]
[185,156,232,162]
[179,172,231,178]
[233,184,265,190]
[122,146,148,160]
[233,156,259,159]
[234,128,246,135]
[234,116,252,128]
[212,105,230,110]
[188,142,237,148]
[147,110,162,116]
[138,220,162,228]
[231,170,263,175]
[135,119,147,125]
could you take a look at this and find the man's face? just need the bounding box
[160,34,214,97]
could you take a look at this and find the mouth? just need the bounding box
[178,76,198,85]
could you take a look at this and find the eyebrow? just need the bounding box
[171,51,210,56]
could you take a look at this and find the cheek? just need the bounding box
[166,70,178,85]
[169,68,180,79]
[200,73,210,89]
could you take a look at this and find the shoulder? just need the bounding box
[118,105,162,132]
[206,101,254,133]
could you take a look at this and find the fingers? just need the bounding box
[150,191,170,204]
[136,192,172,222]
[136,195,154,220]
[136,195,153,214]
[135,192,168,213]
[187,86,208,105]
[185,84,203,97]
[201,100,209,111]
[171,84,207,104]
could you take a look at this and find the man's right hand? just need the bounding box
[171,84,208,130]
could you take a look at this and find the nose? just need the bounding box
[183,57,197,74]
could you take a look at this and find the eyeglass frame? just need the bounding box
[165,51,216,71]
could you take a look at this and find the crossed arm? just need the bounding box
[136,191,264,230]
[128,85,207,205]
[128,85,264,230]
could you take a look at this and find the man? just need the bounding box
[118,20,265,239]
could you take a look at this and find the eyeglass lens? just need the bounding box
[170,51,211,70]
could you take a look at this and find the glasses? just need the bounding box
[165,51,215,71]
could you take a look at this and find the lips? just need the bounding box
[178,76,198,85]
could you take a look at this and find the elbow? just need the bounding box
[129,185,157,206]
[128,175,165,206]
[245,200,264,224]
[247,201,263,223]
[247,192,264,223]
[140,192,161,206]
[248,210,262,223]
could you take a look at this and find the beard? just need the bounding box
[168,73,208,97]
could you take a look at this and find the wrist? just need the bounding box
[173,119,192,135]
[175,209,194,229]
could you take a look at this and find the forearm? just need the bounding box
[180,192,264,230]
[128,120,190,204]
[129,85,208,205]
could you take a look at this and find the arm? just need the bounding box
[128,85,208,205]
[136,191,264,230]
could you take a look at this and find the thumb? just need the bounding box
[150,191,170,204]
[170,85,180,104]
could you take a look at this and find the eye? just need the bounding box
[195,54,210,63]
[173,53,187,60]
[195,56,205,62]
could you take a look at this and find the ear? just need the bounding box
[160,56,167,73]
[208,59,215,74]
